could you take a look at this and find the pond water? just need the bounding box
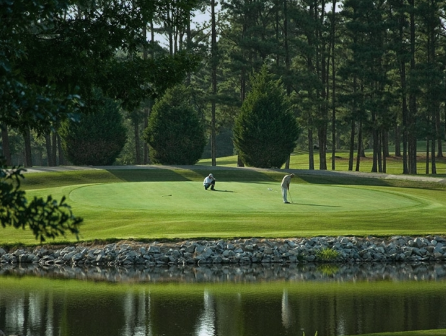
[1,262,446,336]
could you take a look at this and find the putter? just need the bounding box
[288,190,293,203]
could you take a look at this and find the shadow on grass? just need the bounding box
[104,168,280,183]
[297,172,446,190]
[298,174,390,187]
[290,202,340,208]
[104,169,193,182]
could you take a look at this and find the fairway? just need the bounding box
[3,167,445,244]
[68,181,424,213]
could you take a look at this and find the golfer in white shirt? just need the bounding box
[203,173,216,190]
[281,173,294,203]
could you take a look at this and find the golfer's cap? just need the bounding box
[209,173,213,177]
[291,173,295,176]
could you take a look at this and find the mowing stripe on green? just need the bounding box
[67,182,426,213]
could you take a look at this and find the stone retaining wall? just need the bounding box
[1,235,446,267]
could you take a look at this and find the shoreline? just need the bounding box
[2,235,446,268]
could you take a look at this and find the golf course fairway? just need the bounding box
[2,167,445,244]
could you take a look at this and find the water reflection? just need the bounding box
[1,263,446,336]
[1,262,446,283]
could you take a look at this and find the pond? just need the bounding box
[1,262,446,336]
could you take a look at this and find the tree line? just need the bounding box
[0,0,199,240]
[2,0,446,175]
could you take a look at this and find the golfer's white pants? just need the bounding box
[282,187,288,203]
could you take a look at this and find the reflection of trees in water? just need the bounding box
[121,289,153,336]
[1,266,446,336]
[195,290,215,336]
[282,289,292,329]
[2,262,446,283]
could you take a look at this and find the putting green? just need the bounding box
[68,182,425,213]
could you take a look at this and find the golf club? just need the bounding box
[288,189,294,203]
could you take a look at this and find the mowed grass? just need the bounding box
[1,166,444,245]
[199,151,446,177]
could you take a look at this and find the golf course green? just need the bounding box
[68,181,422,212]
[2,166,445,245]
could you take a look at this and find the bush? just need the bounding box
[316,248,340,262]
[144,85,206,165]
[59,90,127,165]
[233,66,300,168]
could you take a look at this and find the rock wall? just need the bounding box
[1,235,446,267]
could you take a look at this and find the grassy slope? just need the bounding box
[199,152,446,177]
[2,167,444,245]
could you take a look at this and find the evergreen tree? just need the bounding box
[144,85,206,165]
[59,90,127,166]
[233,66,299,168]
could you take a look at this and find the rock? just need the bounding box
[263,247,273,254]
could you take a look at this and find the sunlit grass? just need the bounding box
[199,151,446,177]
[2,167,444,246]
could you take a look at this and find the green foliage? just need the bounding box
[0,159,82,242]
[0,0,83,133]
[233,66,300,168]
[316,248,340,262]
[59,90,127,166]
[144,85,206,165]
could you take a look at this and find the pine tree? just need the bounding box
[233,66,299,168]
[144,85,206,165]
[59,90,127,166]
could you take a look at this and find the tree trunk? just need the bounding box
[134,121,140,165]
[318,127,327,170]
[1,124,12,166]
[45,134,54,166]
[284,0,292,170]
[397,3,408,163]
[211,0,217,166]
[408,0,417,174]
[371,115,378,173]
[285,156,290,169]
[377,130,382,173]
[348,119,355,171]
[143,24,150,164]
[394,125,401,157]
[382,131,387,173]
[400,47,409,173]
[23,128,33,167]
[308,129,314,170]
[431,138,436,174]
[57,134,66,165]
[331,0,337,171]
[52,131,57,165]
[143,111,149,164]
[355,120,362,171]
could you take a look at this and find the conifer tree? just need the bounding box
[144,85,206,165]
[233,66,299,168]
[59,90,127,166]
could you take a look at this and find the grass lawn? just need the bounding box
[199,152,446,177]
[2,166,445,245]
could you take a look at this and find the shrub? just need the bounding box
[233,66,300,168]
[316,248,340,262]
[59,90,127,165]
[144,85,206,165]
